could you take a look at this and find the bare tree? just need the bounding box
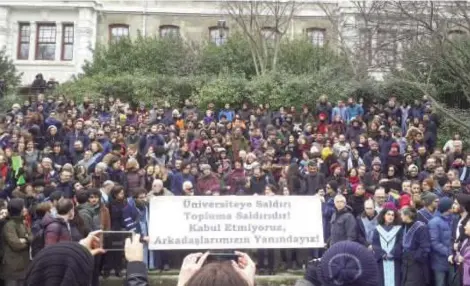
[223,0,301,75]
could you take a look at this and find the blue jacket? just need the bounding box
[65,131,90,156]
[428,212,453,271]
[218,109,235,122]
[122,198,148,235]
[345,104,363,122]
[140,134,165,154]
[170,172,196,196]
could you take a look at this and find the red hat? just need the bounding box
[382,202,398,212]
[319,113,327,120]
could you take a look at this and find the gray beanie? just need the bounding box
[421,192,438,207]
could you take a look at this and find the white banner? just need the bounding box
[148,196,324,250]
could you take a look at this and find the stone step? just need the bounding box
[100,272,302,286]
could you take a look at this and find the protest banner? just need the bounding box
[148,196,323,250]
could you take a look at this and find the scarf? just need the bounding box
[403,221,425,249]
[361,215,378,244]
[417,208,434,223]
[377,225,401,286]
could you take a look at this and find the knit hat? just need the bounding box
[24,242,94,286]
[317,241,379,286]
[372,157,381,166]
[438,197,453,213]
[421,192,438,207]
[382,201,398,212]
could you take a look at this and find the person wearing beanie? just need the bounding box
[363,158,383,194]
[2,198,32,285]
[295,241,379,286]
[428,196,454,286]
[400,207,431,286]
[417,192,439,224]
[24,232,149,286]
[372,203,403,286]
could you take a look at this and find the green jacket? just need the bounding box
[1,217,32,280]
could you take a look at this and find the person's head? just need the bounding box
[35,202,52,219]
[8,198,25,217]
[87,189,101,207]
[264,184,277,196]
[422,178,434,192]
[56,198,75,221]
[334,194,347,211]
[400,206,417,224]
[50,191,64,207]
[132,188,148,208]
[111,185,126,201]
[421,192,439,212]
[378,206,400,226]
[364,199,375,217]
[102,180,114,194]
[438,197,453,215]
[315,241,379,286]
[24,242,94,286]
[374,187,386,206]
[183,181,194,196]
[60,170,72,183]
[454,140,463,153]
[185,260,251,286]
[152,179,164,193]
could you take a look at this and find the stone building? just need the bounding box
[0,0,335,85]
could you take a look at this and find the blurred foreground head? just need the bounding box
[186,261,250,286]
[296,241,378,286]
[24,242,94,286]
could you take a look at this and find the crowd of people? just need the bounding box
[0,90,468,286]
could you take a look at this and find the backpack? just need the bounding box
[31,219,61,258]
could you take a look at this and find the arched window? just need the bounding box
[160,25,180,38]
[448,29,466,40]
[209,26,229,46]
[109,24,129,42]
[306,28,326,47]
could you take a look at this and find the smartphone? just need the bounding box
[101,231,133,251]
[204,252,239,264]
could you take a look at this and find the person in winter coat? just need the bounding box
[226,160,247,195]
[1,198,32,286]
[122,188,156,270]
[43,198,75,246]
[107,185,128,276]
[356,199,378,248]
[372,203,403,286]
[124,158,145,193]
[170,163,196,196]
[196,164,220,195]
[417,192,439,224]
[400,206,431,286]
[457,219,470,286]
[428,197,454,286]
[329,194,357,246]
[304,160,326,195]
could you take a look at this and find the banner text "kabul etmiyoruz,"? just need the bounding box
[148,196,324,250]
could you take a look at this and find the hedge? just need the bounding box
[55,70,356,109]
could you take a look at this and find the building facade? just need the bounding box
[1,1,459,85]
[0,0,336,85]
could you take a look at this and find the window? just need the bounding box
[374,30,397,67]
[261,27,277,41]
[17,23,30,60]
[307,28,326,47]
[209,26,229,46]
[61,24,74,61]
[160,25,180,38]
[109,24,129,42]
[36,24,56,60]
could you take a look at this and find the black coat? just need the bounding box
[304,173,326,195]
